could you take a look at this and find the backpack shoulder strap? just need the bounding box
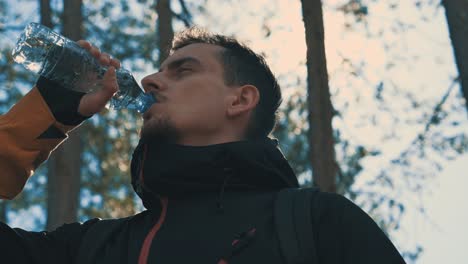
[274,187,320,264]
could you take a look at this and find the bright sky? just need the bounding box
[402,155,468,263]
[4,0,468,263]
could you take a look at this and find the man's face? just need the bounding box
[140,43,235,145]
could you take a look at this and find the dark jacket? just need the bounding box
[0,78,406,263]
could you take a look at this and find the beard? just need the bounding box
[140,115,181,144]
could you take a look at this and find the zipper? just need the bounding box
[138,196,168,264]
[217,227,257,264]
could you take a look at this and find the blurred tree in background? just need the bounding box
[300,0,337,193]
[1,0,467,262]
[45,0,84,231]
[442,0,468,113]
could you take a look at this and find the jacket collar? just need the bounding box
[130,137,299,209]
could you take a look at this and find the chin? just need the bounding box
[140,116,180,144]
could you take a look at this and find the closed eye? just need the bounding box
[162,57,202,77]
[177,67,193,74]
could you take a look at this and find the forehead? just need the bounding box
[163,43,225,70]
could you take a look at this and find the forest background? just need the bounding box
[1,0,467,263]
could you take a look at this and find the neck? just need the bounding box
[176,134,244,146]
[175,126,246,146]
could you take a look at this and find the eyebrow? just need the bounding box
[160,57,202,72]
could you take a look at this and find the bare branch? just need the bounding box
[171,10,191,28]
[178,0,192,20]
[171,0,192,28]
[392,78,458,163]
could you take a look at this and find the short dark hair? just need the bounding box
[171,27,282,139]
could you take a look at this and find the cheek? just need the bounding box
[171,96,227,130]
[167,77,229,125]
[174,80,227,113]
[175,100,225,123]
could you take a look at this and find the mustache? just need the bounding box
[149,92,166,103]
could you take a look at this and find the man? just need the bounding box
[0,27,405,263]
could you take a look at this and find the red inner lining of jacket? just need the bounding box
[138,197,168,264]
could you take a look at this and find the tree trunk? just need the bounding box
[156,0,174,66]
[0,201,6,223]
[442,0,468,114]
[40,0,53,28]
[46,0,83,231]
[301,0,337,192]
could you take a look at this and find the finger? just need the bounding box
[102,66,119,95]
[90,46,101,59]
[77,67,118,116]
[99,53,111,65]
[77,40,91,50]
[110,58,121,69]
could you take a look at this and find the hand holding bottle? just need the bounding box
[75,40,120,117]
[12,22,156,114]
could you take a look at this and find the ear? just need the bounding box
[226,85,260,118]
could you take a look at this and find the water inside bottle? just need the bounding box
[110,72,156,113]
[39,43,104,93]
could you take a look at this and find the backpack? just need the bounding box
[274,187,320,264]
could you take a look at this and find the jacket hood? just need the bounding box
[130,137,299,209]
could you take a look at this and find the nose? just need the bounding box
[141,72,165,93]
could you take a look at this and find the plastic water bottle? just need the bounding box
[11,22,155,113]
